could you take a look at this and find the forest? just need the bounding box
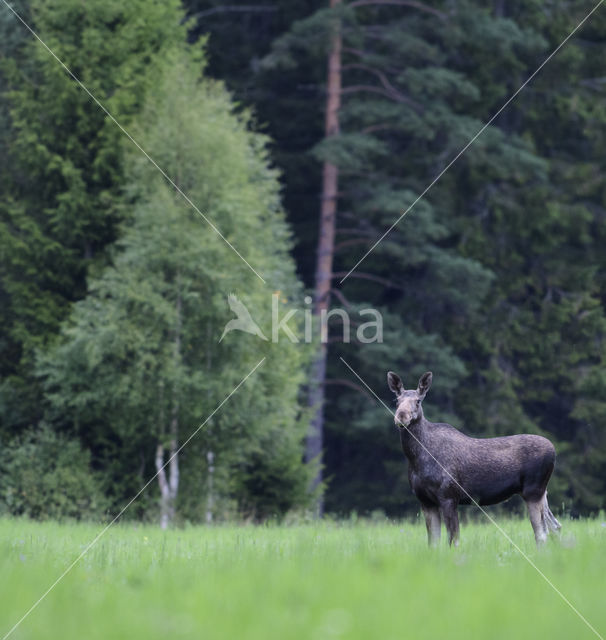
[1,0,606,524]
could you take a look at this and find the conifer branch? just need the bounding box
[187,5,277,21]
[341,68,421,111]
[334,238,372,252]
[332,271,405,291]
[348,0,446,20]
[324,378,375,399]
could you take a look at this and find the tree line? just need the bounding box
[189,0,606,516]
[0,0,313,524]
[1,0,606,522]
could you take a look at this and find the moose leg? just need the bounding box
[542,493,561,533]
[439,499,460,547]
[526,496,548,545]
[421,503,441,547]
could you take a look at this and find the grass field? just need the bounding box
[0,516,605,640]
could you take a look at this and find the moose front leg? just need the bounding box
[439,499,460,547]
[421,503,441,547]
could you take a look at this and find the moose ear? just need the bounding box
[387,371,404,396]
[417,371,433,398]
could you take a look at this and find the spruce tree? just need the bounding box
[0,0,185,430]
[201,0,606,515]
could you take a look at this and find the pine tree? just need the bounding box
[225,0,606,515]
[262,1,521,514]
[305,0,343,514]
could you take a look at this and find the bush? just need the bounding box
[0,425,107,520]
[234,429,316,522]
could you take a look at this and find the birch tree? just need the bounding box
[39,52,312,525]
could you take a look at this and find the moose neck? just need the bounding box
[399,413,428,461]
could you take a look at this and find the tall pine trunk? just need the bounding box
[306,0,342,514]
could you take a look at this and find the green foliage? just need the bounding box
[453,2,606,513]
[0,425,106,520]
[233,422,315,521]
[3,0,606,521]
[0,0,187,429]
[193,0,606,515]
[38,51,313,522]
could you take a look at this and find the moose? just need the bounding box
[387,370,561,547]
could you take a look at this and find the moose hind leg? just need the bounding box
[421,503,441,547]
[526,496,548,545]
[543,493,561,533]
[439,499,460,547]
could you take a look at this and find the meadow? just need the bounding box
[0,516,604,640]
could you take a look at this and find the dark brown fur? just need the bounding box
[388,371,561,546]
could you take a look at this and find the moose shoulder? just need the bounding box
[387,370,561,547]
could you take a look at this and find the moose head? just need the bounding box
[387,371,432,428]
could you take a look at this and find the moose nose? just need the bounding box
[395,411,407,426]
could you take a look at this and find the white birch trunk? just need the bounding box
[155,287,182,529]
[206,450,215,524]
[155,443,171,530]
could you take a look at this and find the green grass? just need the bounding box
[1,516,605,639]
